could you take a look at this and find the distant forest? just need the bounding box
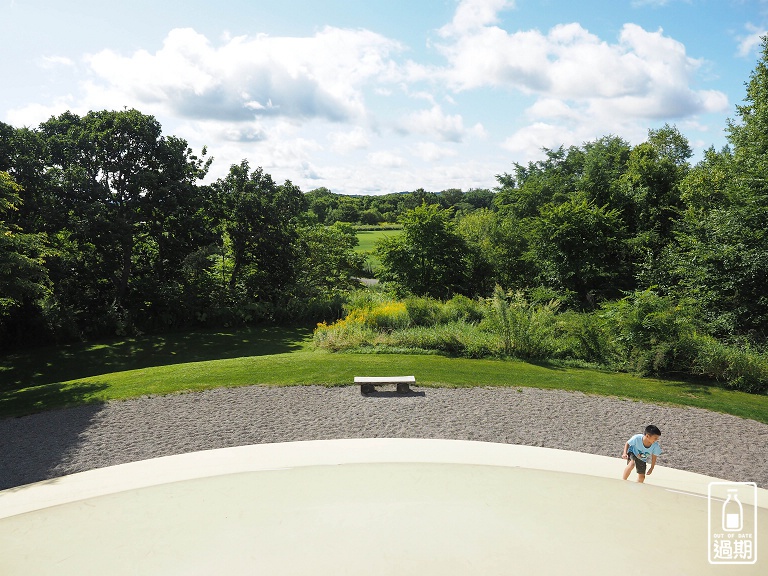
[2,39,768,373]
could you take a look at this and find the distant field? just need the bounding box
[355,229,402,273]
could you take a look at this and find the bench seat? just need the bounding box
[354,376,415,394]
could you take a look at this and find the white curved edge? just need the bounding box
[2,438,766,519]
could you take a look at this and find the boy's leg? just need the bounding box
[637,473,646,483]
[622,460,635,480]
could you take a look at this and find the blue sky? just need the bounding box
[2,0,767,194]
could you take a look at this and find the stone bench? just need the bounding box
[354,376,415,394]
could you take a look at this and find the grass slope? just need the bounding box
[2,345,768,423]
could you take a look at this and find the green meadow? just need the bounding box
[355,228,403,273]
[2,325,767,424]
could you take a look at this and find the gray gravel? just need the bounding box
[2,385,767,490]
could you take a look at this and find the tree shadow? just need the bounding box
[658,376,717,397]
[0,381,108,418]
[1,325,314,391]
[0,384,108,489]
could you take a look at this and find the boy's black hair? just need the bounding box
[645,425,661,436]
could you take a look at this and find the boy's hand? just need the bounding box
[621,452,628,459]
[647,467,654,475]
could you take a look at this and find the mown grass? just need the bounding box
[2,338,768,424]
[355,229,402,273]
[0,325,314,390]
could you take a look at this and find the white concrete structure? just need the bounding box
[1,439,765,575]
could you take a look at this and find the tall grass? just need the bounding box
[313,288,768,394]
[482,287,559,359]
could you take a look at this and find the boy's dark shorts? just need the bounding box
[627,452,648,475]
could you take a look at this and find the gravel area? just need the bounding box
[2,385,767,490]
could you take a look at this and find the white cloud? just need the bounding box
[737,23,767,57]
[422,4,730,163]
[40,55,75,68]
[631,0,671,6]
[84,26,403,124]
[440,0,516,36]
[6,99,75,127]
[2,0,732,195]
[368,150,406,167]
[399,105,471,142]
[411,141,458,162]
[434,18,726,120]
[329,126,370,154]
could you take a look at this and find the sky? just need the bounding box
[2,0,767,195]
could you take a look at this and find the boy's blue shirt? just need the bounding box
[627,433,662,462]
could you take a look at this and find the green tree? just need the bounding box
[40,109,210,332]
[217,161,305,303]
[526,197,628,306]
[494,146,584,219]
[377,203,471,298]
[577,136,631,211]
[0,172,52,346]
[668,38,768,338]
[620,125,690,243]
[295,222,366,296]
[728,36,768,178]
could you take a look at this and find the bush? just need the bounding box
[404,296,442,326]
[691,334,768,393]
[342,287,397,314]
[555,310,616,364]
[481,287,559,360]
[600,289,700,375]
[313,317,377,351]
[377,321,499,358]
[365,301,410,330]
[443,294,484,324]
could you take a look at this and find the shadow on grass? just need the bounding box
[661,378,717,397]
[0,381,109,419]
[0,325,314,391]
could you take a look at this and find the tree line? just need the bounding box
[2,40,768,361]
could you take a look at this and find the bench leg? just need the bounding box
[361,383,376,394]
[396,382,411,394]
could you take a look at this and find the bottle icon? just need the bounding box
[722,489,743,532]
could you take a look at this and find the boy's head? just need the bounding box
[644,424,661,442]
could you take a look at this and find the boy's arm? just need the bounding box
[621,442,629,459]
[648,454,657,474]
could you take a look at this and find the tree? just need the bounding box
[0,172,51,346]
[668,38,768,338]
[526,197,628,306]
[728,36,768,180]
[39,109,211,333]
[577,135,631,211]
[295,222,366,296]
[377,203,471,298]
[217,161,305,303]
[494,146,584,219]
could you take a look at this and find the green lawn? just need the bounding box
[2,326,768,423]
[355,229,402,273]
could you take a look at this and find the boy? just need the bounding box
[621,425,662,483]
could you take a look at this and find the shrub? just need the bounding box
[691,334,768,393]
[555,310,616,364]
[443,294,484,324]
[343,287,397,314]
[600,289,700,375]
[313,317,377,351]
[365,301,410,330]
[482,286,559,360]
[377,321,499,358]
[404,296,442,326]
